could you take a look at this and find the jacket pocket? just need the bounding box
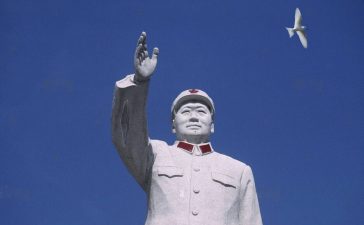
[157,166,184,178]
[211,171,238,188]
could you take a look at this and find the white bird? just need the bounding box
[286,8,307,48]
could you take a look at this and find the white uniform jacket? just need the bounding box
[112,74,263,225]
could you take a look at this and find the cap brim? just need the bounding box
[174,95,214,113]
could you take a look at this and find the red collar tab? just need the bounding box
[177,141,194,153]
[199,144,212,154]
[189,89,199,94]
[177,141,213,155]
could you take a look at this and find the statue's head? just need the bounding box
[171,89,215,144]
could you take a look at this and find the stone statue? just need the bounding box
[111,32,263,225]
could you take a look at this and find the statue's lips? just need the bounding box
[186,124,201,129]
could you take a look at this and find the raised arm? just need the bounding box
[111,32,159,191]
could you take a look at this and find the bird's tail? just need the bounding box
[286,27,294,38]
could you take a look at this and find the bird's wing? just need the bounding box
[297,30,307,48]
[294,8,302,28]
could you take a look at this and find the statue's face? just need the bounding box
[173,102,214,144]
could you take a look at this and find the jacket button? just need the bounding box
[192,210,199,216]
[193,168,200,172]
[193,188,200,194]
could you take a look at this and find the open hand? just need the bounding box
[134,32,159,82]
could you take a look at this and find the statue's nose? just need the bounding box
[189,114,199,122]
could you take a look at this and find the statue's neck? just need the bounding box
[176,135,210,145]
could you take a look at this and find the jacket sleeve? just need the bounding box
[111,74,154,191]
[239,165,263,225]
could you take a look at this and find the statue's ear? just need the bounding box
[172,120,176,133]
[210,123,214,134]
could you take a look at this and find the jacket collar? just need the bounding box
[176,141,213,155]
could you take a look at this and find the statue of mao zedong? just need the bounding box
[111,32,263,225]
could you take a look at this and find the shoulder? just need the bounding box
[212,152,252,178]
[212,152,257,186]
[214,152,248,170]
[150,139,168,147]
[149,139,169,154]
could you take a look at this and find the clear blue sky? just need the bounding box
[1,0,363,224]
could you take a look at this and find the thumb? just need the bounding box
[152,47,159,60]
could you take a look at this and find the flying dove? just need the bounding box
[286,8,307,48]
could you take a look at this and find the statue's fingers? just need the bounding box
[144,50,149,59]
[142,45,148,59]
[138,32,147,48]
[137,35,143,46]
[138,54,144,65]
[140,31,147,46]
[134,44,143,59]
[134,44,143,66]
[136,31,146,45]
